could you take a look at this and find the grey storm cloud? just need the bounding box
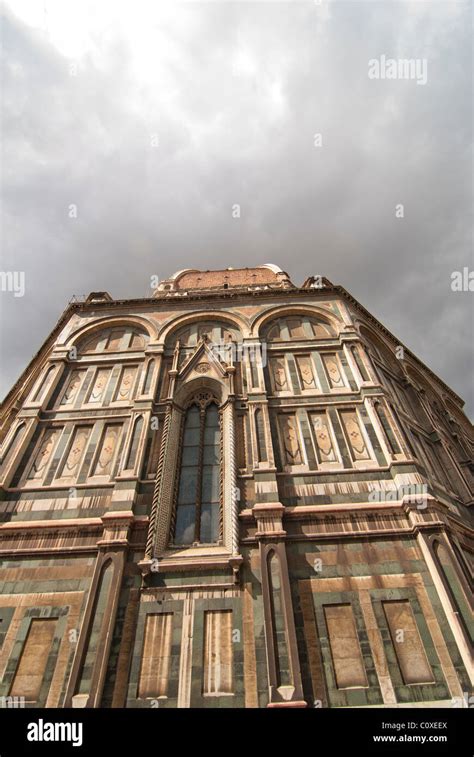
[0,1,472,415]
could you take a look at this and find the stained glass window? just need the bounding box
[174,401,220,545]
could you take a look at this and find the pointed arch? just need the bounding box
[0,421,26,466]
[172,395,221,545]
[125,416,144,471]
[31,365,57,402]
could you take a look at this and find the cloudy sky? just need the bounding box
[1,0,472,415]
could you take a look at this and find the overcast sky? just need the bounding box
[1,0,472,416]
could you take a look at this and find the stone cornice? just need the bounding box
[0,513,149,557]
[138,547,243,580]
[239,499,474,546]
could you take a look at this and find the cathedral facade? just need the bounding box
[0,264,472,709]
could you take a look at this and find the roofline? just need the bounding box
[333,284,465,407]
[0,301,79,422]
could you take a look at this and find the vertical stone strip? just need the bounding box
[156,406,183,553]
[359,589,397,705]
[145,403,172,557]
[138,612,173,698]
[222,401,239,554]
[111,588,140,708]
[243,582,259,707]
[203,610,233,694]
[145,403,185,560]
[177,593,194,708]
[219,405,225,544]
[299,579,328,707]
[416,534,473,689]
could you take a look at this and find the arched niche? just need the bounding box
[66,317,155,356]
[256,307,340,342]
[358,324,403,376]
[160,314,245,352]
[76,326,149,355]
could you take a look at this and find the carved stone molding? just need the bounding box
[252,502,286,538]
[194,362,210,374]
[97,510,135,548]
[240,498,472,544]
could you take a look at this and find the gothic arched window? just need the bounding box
[125,416,144,470]
[173,398,221,546]
[32,365,56,403]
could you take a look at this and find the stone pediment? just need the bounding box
[177,337,230,382]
